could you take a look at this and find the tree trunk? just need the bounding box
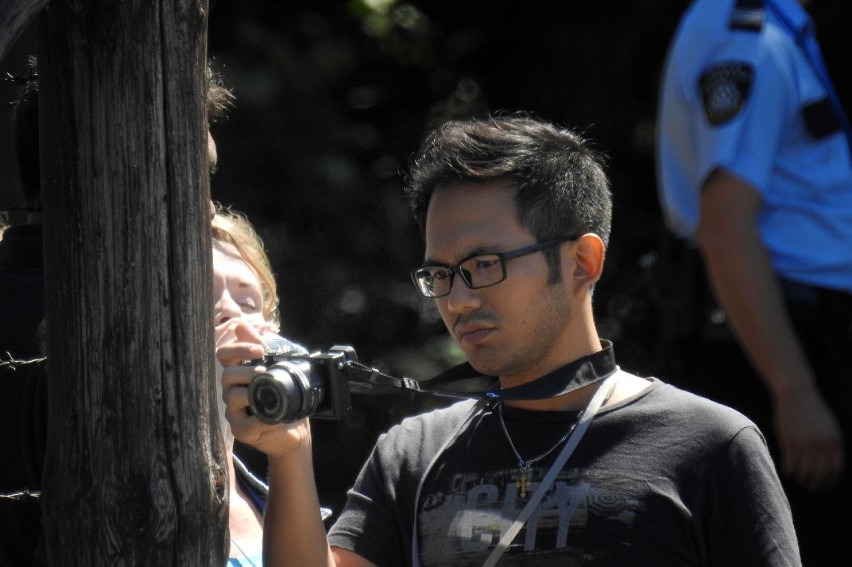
[37,0,227,564]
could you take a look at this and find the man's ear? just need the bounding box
[570,233,605,290]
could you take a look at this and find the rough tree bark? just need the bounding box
[36,0,228,564]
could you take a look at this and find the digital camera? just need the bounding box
[247,346,356,424]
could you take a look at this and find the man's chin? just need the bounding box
[464,349,502,378]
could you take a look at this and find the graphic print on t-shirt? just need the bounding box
[418,453,643,565]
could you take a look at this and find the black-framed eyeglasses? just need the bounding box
[410,236,580,298]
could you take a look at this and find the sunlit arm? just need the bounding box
[257,433,330,566]
[263,446,378,567]
[696,169,844,491]
[218,321,376,567]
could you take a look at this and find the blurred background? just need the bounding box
[2,0,850,518]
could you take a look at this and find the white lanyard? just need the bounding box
[482,372,619,567]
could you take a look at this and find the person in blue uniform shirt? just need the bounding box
[657,0,852,565]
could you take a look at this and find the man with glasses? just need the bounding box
[411,237,579,299]
[218,114,799,566]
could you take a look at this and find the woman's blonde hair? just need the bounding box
[211,204,280,326]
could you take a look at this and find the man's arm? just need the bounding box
[218,322,375,567]
[697,169,844,490]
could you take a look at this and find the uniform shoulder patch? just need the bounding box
[698,62,754,126]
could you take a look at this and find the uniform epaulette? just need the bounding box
[729,0,765,32]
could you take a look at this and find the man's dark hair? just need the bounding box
[404,113,613,281]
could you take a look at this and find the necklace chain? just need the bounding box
[497,401,586,497]
[497,402,585,468]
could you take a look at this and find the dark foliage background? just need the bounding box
[203,0,851,378]
[2,0,850,521]
[202,0,852,516]
[206,0,683,377]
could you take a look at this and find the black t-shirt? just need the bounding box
[328,378,800,566]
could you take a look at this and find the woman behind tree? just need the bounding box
[211,204,313,566]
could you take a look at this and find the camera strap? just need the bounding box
[341,340,617,402]
[418,339,617,401]
[340,360,443,396]
[766,0,852,158]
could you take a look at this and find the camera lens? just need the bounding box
[254,384,283,417]
[247,359,323,423]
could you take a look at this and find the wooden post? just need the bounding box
[36,0,227,563]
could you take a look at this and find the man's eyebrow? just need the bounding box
[421,245,499,266]
[420,256,447,267]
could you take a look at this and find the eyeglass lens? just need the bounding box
[413,237,579,298]
[415,254,505,297]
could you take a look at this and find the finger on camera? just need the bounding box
[234,319,264,342]
[217,342,264,367]
[225,398,251,423]
[222,366,260,393]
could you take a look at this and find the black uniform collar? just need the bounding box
[421,340,617,401]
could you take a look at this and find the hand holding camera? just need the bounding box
[217,321,314,459]
[247,345,356,424]
[221,320,426,438]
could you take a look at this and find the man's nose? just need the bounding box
[444,274,482,313]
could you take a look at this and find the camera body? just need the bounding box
[247,346,356,424]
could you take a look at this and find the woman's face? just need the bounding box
[213,240,271,445]
[212,241,268,348]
